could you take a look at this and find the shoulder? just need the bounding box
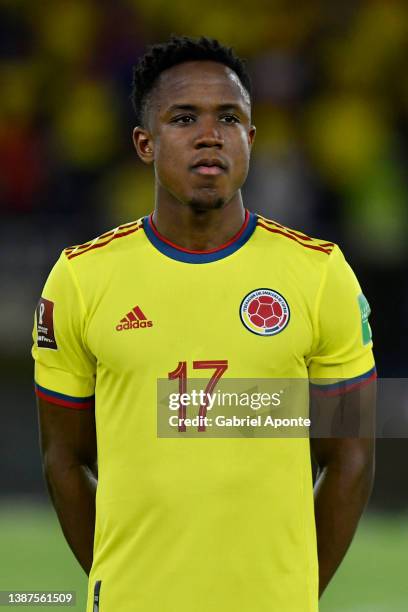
[63,218,145,262]
[255,214,336,259]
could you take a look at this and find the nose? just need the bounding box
[194,116,224,149]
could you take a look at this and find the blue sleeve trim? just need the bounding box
[310,366,377,397]
[35,382,95,408]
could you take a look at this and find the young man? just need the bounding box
[33,36,376,612]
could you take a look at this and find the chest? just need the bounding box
[86,256,314,378]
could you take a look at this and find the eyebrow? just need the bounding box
[166,103,245,114]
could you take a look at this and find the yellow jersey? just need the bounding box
[32,210,375,612]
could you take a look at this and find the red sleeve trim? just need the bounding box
[310,366,377,398]
[34,383,95,409]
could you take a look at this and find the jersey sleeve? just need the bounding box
[32,252,96,409]
[307,245,376,394]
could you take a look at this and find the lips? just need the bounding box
[190,158,227,176]
[194,165,224,175]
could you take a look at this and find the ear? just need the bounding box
[133,127,154,164]
[248,125,256,148]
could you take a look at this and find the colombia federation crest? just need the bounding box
[240,289,290,336]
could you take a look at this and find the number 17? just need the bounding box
[168,360,228,432]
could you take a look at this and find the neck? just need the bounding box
[151,193,246,252]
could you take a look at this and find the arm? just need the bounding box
[310,380,376,597]
[37,397,97,575]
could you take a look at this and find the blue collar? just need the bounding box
[143,210,257,263]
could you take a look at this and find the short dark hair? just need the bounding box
[131,35,252,126]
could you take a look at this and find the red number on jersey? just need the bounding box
[168,360,228,432]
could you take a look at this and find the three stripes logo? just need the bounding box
[116,305,153,331]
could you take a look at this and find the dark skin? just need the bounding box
[133,60,256,250]
[38,60,376,593]
[310,382,376,596]
[38,398,97,574]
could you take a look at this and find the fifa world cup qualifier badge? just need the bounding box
[240,289,290,336]
[36,297,58,350]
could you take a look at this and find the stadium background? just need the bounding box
[0,0,407,610]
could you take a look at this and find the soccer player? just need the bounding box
[32,36,376,612]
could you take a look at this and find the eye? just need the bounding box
[220,114,240,124]
[171,115,195,124]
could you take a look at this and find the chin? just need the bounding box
[187,195,226,212]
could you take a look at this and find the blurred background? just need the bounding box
[0,0,407,610]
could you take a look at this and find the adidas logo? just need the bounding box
[116,306,153,331]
